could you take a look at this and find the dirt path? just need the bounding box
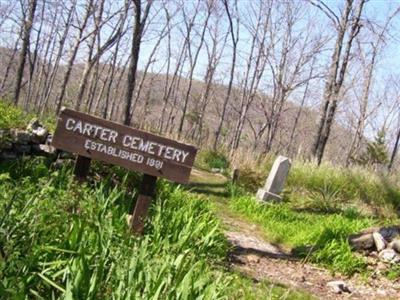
[188,169,400,299]
[224,213,400,299]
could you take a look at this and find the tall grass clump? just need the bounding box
[229,196,374,275]
[231,153,400,215]
[288,160,400,214]
[0,158,233,299]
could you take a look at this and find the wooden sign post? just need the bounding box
[52,108,197,233]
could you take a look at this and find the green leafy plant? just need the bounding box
[196,150,230,170]
[0,100,32,129]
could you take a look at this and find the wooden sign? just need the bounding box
[52,108,197,184]
[52,108,197,234]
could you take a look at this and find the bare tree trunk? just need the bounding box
[0,37,20,94]
[103,42,122,119]
[123,0,152,126]
[13,0,37,105]
[24,0,46,110]
[177,0,210,138]
[55,0,94,114]
[39,0,75,115]
[287,59,315,156]
[389,123,400,172]
[159,35,188,133]
[130,11,171,118]
[213,0,238,150]
[312,0,365,165]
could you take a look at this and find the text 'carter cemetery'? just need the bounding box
[52,108,197,184]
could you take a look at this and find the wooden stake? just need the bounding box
[74,155,91,182]
[130,174,157,234]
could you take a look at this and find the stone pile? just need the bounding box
[0,119,56,160]
[349,226,400,264]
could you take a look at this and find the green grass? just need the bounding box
[229,196,375,275]
[0,158,309,299]
[0,158,229,299]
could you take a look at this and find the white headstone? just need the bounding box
[256,155,291,202]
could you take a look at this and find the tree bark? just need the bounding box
[13,0,37,105]
[123,0,152,126]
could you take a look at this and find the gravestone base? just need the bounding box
[256,188,282,202]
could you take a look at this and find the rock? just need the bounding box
[379,249,400,263]
[388,239,400,253]
[366,255,378,266]
[0,151,17,160]
[59,151,73,159]
[348,232,374,250]
[45,134,53,145]
[10,129,31,144]
[14,144,31,154]
[376,261,387,271]
[32,144,57,157]
[246,254,260,264]
[349,226,400,251]
[327,280,351,294]
[379,226,400,242]
[27,118,48,143]
[256,156,291,202]
[373,232,387,251]
[0,139,12,150]
[211,168,222,173]
[27,118,41,131]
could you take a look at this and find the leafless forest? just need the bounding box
[1,0,400,168]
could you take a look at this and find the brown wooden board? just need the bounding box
[52,108,197,184]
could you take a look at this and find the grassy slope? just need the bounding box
[0,157,315,299]
[194,151,400,277]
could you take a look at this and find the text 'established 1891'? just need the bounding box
[52,108,197,184]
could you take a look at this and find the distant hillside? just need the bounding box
[0,46,356,163]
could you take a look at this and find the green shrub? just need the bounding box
[0,100,32,129]
[196,150,230,170]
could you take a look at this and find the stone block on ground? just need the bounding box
[327,280,351,294]
[32,144,56,156]
[27,118,48,143]
[378,226,400,242]
[388,239,400,253]
[379,249,400,263]
[0,139,12,150]
[0,151,17,160]
[10,129,31,144]
[348,226,400,251]
[14,144,31,154]
[373,232,387,252]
